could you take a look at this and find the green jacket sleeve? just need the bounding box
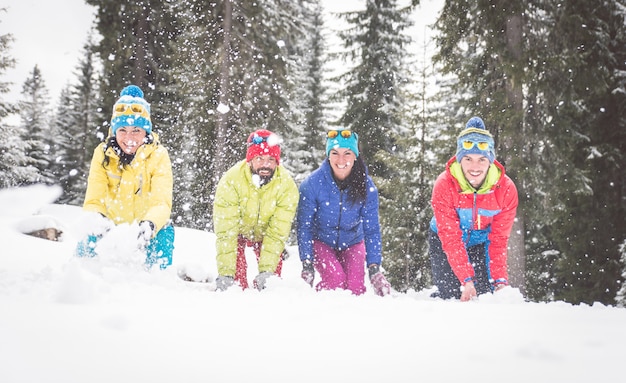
[213,164,244,277]
[257,168,299,273]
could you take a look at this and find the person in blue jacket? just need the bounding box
[296,129,391,296]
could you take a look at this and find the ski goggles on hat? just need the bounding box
[462,140,490,151]
[113,103,150,119]
[327,130,353,139]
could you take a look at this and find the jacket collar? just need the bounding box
[445,156,505,194]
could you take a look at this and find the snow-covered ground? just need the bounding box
[1,184,624,383]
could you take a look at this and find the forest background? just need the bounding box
[0,0,625,307]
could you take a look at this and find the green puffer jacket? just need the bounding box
[213,160,299,277]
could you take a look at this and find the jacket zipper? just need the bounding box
[473,192,479,229]
[465,192,478,245]
[336,188,343,248]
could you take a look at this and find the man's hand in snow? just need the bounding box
[460,281,477,302]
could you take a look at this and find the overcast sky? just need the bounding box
[0,0,96,104]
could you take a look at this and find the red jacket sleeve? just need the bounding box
[486,175,518,283]
[431,173,476,283]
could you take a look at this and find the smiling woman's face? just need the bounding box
[328,147,356,181]
[115,127,146,154]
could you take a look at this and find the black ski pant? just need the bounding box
[428,229,492,299]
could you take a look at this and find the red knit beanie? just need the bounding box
[246,129,281,165]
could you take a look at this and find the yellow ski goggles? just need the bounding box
[112,103,150,120]
[462,140,490,151]
[327,130,353,139]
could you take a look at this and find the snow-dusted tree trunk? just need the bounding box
[502,12,526,294]
[213,0,233,188]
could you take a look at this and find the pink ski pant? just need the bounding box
[313,240,366,295]
[235,236,283,289]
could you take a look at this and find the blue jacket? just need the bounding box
[296,160,382,266]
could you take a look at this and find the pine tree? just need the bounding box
[0,22,34,188]
[47,37,101,204]
[48,87,73,199]
[164,0,221,230]
[58,36,103,205]
[334,0,413,178]
[524,0,626,305]
[18,65,55,186]
[53,37,101,206]
[377,33,444,292]
[279,0,329,184]
[377,119,435,292]
[210,0,310,182]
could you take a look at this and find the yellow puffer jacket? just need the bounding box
[213,160,299,276]
[83,133,173,235]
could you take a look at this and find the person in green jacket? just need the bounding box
[213,129,299,291]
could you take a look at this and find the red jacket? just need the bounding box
[429,157,518,285]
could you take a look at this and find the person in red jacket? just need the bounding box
[429,116,518,301]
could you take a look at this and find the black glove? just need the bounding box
[301,260,315,287]
[368,264,381,279]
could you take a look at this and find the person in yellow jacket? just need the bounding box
[213,129,299,291]
[76,85,174,269]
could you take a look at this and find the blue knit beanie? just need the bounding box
[326,130,359,157]
[455,116,495,163]
[110,85,152,135]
